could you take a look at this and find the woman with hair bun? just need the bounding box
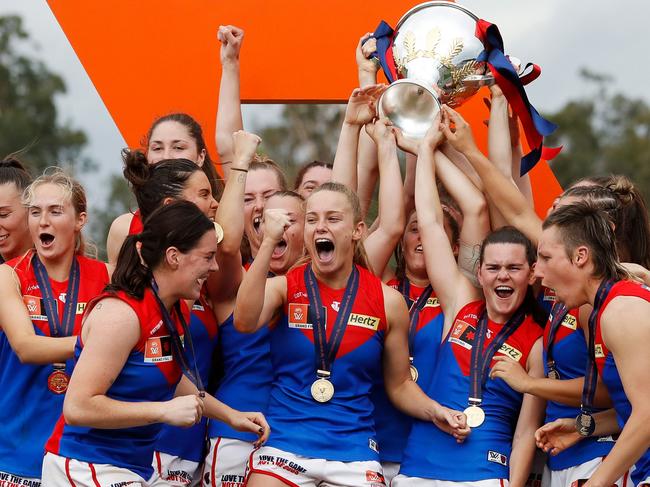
[107,112,223,265]
[0,156,33,262]
[42,201,269,486]
[0,169,110,484]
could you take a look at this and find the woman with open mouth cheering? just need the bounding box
[234,180,468,487]
[0,169,110,485]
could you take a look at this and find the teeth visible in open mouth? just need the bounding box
[495,286,514,298]
[253,216,262,233]
[415,244,423,252]
[315,238,335,262]
[0,235,7,242]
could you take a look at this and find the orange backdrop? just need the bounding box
[46,0,561,216]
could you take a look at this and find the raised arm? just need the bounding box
[215,25,245,177]
[393,128,420,220]
[434,150,490,283]
[416,120,480,331]
[363,119,405,276]
[63,298,204,429]
[442,105,543,245]
[0,265,76,364]
[355,33,381,218]
[332,84,386,191]
[207,130,260,304]
[233,209,288,332]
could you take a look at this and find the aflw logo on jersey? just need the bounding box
[449,318,523,361]
[144,336,173,363]
[288,303,313,329]
[449,320,475,349]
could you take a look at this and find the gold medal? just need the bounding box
[547,368,560,380]
[409,364,419,382]
[311,377,335,403]
[464,404,485,428]
[408,357,418,382]
[48,368,70,394]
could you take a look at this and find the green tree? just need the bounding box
[0,15,89,172]
[257,104,345,184]
[544,70,650,199]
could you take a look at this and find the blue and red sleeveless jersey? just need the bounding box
[372,278,444,463]
[155,291,219,462]
[594,280,650,486]
[46,288,188,480]
[265,263,387,461]
[542,307,614,470]
[401,300,542,481]
[128,209,144,235]
[0,252,108,478]
[208,312,272,442]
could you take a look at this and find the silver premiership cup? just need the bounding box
[378,1,492,138]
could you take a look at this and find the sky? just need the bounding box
[2,1,649,214]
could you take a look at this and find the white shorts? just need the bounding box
[247,446,386,487]
[0,470,40,486]
[392,476,508,487]
[41,452,150,486]
[149,451,201,486]
[541,457,630,487]
[380,462,400,486]
[201,438,254,487]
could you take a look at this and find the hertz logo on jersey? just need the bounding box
[497,342,523,362]
[347,313,380,330]
[561,314,577,330]
[424,297,440,308]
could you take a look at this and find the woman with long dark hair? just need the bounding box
[42,201,268,485]
[394,118,546,487]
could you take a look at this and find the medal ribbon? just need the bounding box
[544,301,569,370]
[399,279,414,309]
[581,279,616,414]
[304,264,360,376]
[151,279,204,393]
[468,305,526,405]
[32,253,80,337]
[408,284,433,357]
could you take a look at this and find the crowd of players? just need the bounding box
[0,25,649,487]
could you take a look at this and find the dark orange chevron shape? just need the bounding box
[46,0,561,211]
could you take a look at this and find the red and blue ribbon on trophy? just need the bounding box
[372,19,561,175]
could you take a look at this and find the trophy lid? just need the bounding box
[395,1,479,31]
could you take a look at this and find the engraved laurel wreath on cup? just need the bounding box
[377,2,503,139]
